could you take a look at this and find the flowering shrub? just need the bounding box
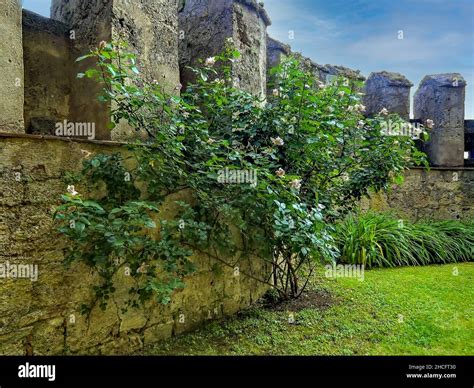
[54,41,427,310]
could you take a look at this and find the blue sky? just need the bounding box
[264,0,474,118]
[23,0,474,117]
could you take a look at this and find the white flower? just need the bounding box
[379,107,389,116]
[317,81,326,89]
[137,262,148,274]
[426,119,434,129]
[271,136,285,146]
[226,37,235,45]
[80,149,92,159]
[207,138,215,144]
[357,120,365,129]
[354,104,366,112]
[338,91,345,97]
[347,105,354,112]
[183,111,190,118]
[304,84,311,89]
[328,106,335,113]
[317,203,326,210]
[175,83,183,91]
[205,57,216,67]
[272,89,280,97]
[67,185,79,196]
[276,168,286,177]
[290,179,302,190]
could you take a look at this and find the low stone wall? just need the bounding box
[0,134,269,355]
[362,167,474,221]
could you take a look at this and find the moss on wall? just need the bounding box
[0,134,269,355]
[0,0,24,133]
[22,10,72,135]
[361,167,474,221]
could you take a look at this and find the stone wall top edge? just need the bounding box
[267,35,291,55]
[0,132,127,147]
[418,73,467,88]
[366,71,413,87]
[235,0,272,26]
[409,166,474,171]
[22,8,70,35]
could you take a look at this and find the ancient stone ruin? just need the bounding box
[0,0,472,354]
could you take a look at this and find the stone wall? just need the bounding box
[22,10,72,135]
[50,0,181,141]
[2,0,473,355]
[266,36,365,84]
[0,0,24,133]
[0,134,269,355]
[362,168,474,221]
[414,74,466,167]
[363,71,412,120]
[179,0,270,96]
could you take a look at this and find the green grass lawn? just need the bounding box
[141,263,474,355]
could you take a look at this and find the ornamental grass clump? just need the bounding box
[335,212,473,268]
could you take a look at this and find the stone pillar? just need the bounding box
[363,71,412,120]
[179,0,271,97]
[51,0,180,140]
[0,0,24,133]
[22,10,72,135]
[414,74,466,167]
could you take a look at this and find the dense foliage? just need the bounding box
[335,212,474,267]
[54,41,426,311]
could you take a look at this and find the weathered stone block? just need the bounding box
[179,0,271,97]
[0,0,24,133]
[414,74,466,167]
[364,71,413,120]
[143,321,174,346]
[51,0,180,140]
[22,10,72,135]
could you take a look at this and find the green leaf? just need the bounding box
[83,201,105,212]
[394,175,405,185]
[75,54,92,62]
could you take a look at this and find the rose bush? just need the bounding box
[55,41,427,311]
